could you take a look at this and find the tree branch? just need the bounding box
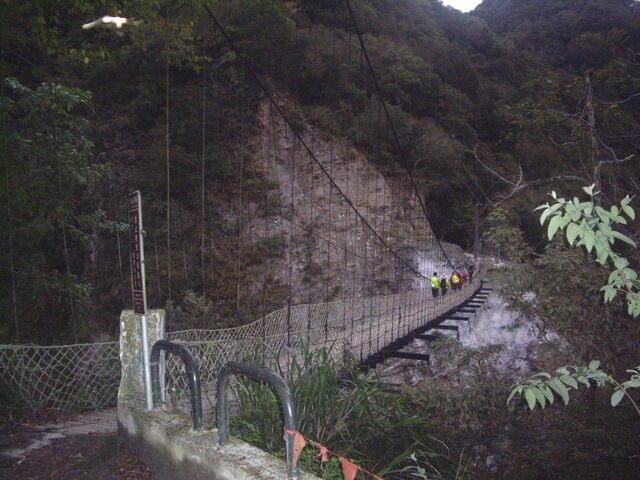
[467,146,587,205]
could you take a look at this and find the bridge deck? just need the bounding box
[358,282,491,371]
[159,279,490,408]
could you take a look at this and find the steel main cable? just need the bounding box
[343,0,456,272]
[201,1,429,281]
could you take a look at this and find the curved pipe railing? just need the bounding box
[150,339,203,432]
[217,362,300,480]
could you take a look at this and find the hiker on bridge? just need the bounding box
[467,264,475,283]
[450,271,461,291]
[430,272,440,297]
[440,275,450,295]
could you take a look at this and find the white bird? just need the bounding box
[82,15,128,30]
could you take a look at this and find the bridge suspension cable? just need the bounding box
[343,0,456,271]
[201,2,432,281]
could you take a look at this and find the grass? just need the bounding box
[225,345,457,479]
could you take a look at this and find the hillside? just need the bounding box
[2,1,640,478]
[1,0,639,345]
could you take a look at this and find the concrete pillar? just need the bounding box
[116,309,321,479]
[118,309,165,398]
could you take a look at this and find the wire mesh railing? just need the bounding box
[0,342,120,413]
[0,276,480,415]
[160,277,481,420]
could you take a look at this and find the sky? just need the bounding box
[440,0,483,13]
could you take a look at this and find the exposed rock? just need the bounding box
[460,292,567,376]
[241,99,446,305]
[373,286,568,385]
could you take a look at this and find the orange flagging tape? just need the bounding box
[339,457,359,480]
[283,428,307,467]
[309,440,329,463]
[283,428,384,480]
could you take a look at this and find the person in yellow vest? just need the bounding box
[430,272,439,297]
[440,275,450,295]
[450,271,461,291]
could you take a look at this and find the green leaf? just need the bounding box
[532,387,547,408]
[622,268,638,281]
[566,223,581,245]
[613,257,629,270]
[569,208,582,222]
[541,384,555,404]
[547,215,563,240]
[610,231,636,248]
[622,204,635,220]
[548,378,570,405]
[627,300,640,317]
[538,205,554,225]
[602,286,617,303]
[611,389,625,407]
[621,379,640,388]
[595,206,609,222]
[588,360,601,370]
[534,203,550,212]
[597,223,612,235]
[524,389,537,410]
[611,205,620,217]
[507,385,524,404]
[560,374,578,390]
[582,185,595,196]
[583,230,595,253]
[576,374,592,387]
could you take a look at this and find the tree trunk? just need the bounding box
[585,72,601,193]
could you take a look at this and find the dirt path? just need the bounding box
[0,410,154,479]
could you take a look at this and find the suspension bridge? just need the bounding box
[153,0,492,412]
[1,0,490,415]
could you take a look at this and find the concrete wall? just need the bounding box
[117,310,319,480]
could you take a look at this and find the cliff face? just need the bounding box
[236,98,451,306]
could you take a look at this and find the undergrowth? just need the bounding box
[224,345,465,479]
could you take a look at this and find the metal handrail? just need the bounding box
[150,340,203,431]
[217,362,300,480]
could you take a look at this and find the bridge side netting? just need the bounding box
[162,276,480,417]
[0,342,120,412]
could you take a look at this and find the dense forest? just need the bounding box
[2,0,640,478]
[1,0,638,344]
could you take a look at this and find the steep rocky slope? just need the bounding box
[235,97,467,306]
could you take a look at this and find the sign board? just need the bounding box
[129,191,148,315]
